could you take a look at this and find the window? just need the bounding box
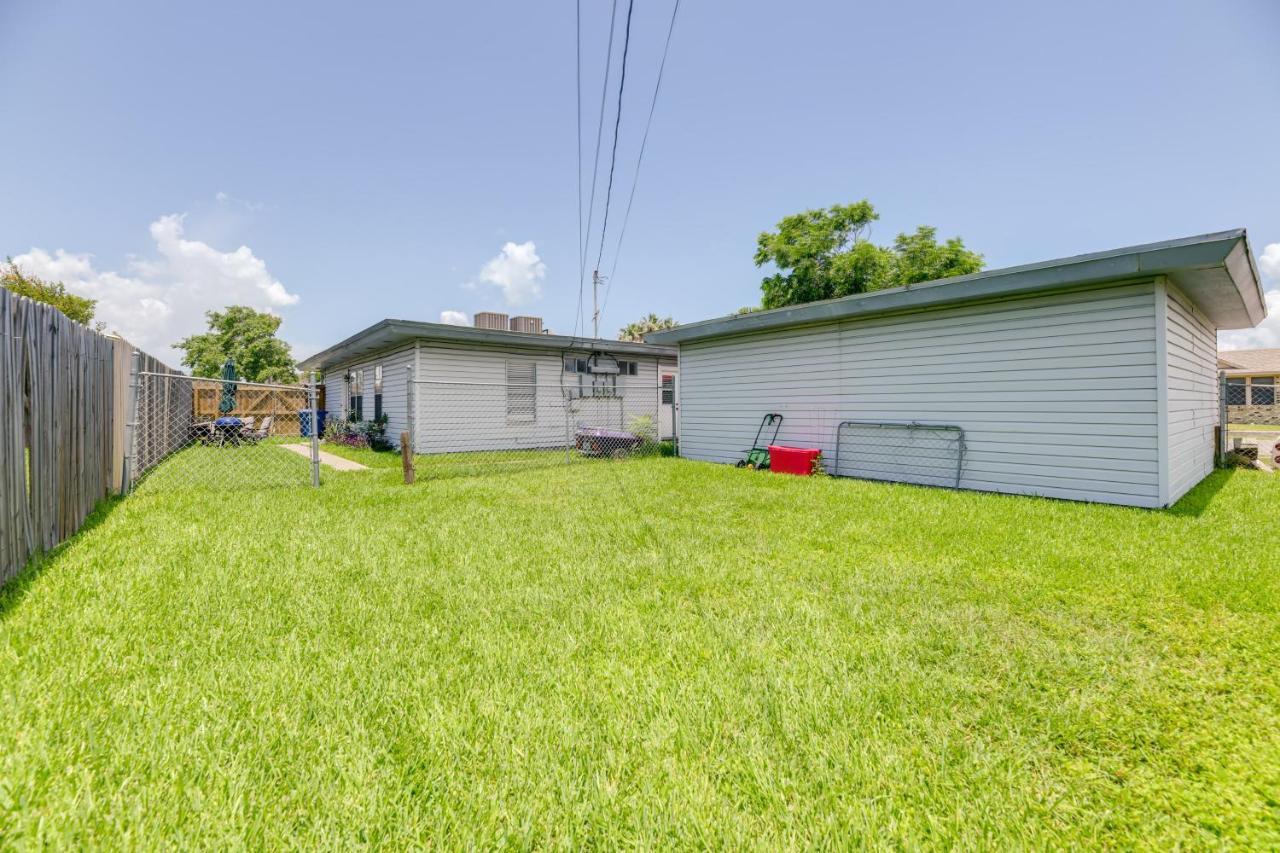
[661,374,674,405]
[1252,376,1275,406]
[565,355,636,375]
[347,369,364,421]
[373,365,384,421]
[1226,378,1246,406]
[507,360,536,421]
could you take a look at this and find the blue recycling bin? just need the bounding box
[299,409,328,438]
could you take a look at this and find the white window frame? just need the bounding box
[347,369,364,421]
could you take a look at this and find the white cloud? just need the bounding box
[439,310,469,326]
[11,214,299,366]
[473,241,545,307]
[1219,242,1280,350]
[1258,242,1280,280]
[214,190,264,212]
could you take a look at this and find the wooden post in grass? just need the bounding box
[400,431,414,484]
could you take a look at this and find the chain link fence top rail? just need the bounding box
[407,378,669,480]
[128,372,316,493]
[833,420,966,489]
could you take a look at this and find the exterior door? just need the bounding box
[660,373,676,439]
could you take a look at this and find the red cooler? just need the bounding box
[768,445,821,475]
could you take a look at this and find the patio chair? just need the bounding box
[241,415,273,444]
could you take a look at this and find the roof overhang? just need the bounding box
[646,230,1266,345]
[298,319,676,372]
[1221,368,1280,378]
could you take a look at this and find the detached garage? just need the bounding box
[647,230,1266,508]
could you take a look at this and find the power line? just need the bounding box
[593,0,636,273]
[573,0,585,340]
[575,0,620,341]
[600,0,681,323]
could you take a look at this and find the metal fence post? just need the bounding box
[673,371,680,455]
[308,370,321,487]
[119,350,140,495]
[1218,370,1228,463]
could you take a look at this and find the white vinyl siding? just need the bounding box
[678,280,1166,507]
[324,345,415,448]
[413,342,676,454]
[1163,282,1218,504]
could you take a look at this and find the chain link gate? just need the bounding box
[832,420,966,488]
[121,357,322,494]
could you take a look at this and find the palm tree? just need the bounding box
[618,313,678,342]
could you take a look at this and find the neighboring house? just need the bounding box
[1217,348,1280,424]
[648,230,1266,508]
[297,314,678,453]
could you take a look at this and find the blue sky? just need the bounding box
[2,0,1278,364]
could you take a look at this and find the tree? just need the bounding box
[2,257,97,326]
[754,202,983,309]
[891,226,985,286]
[618,313,678,342]
[175,306,297,383]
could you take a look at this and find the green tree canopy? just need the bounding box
[175,306,297,383]
[891,225,986,285]
[2,257,97,326]
[618,313,678,342]
[754,202,983,309]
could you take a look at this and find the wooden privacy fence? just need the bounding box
[191,380,308,435]
[106,338,182,491]
[0,288,115,584]
[129,353,190,479]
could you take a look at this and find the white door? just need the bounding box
[659,373,676,439]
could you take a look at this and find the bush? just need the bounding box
[627,415,661,456]
[324,415,391,451]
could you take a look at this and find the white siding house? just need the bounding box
[300,321,677,454]
[648,230,1266,508]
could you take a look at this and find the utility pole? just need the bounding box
[592,269,601,339]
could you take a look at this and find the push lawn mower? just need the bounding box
[736,413,783,469]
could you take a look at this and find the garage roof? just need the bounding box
[646,230,1265,345]
[298,319,676,372]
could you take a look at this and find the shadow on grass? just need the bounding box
[1163,468,1236,518]
[0,495,125,623]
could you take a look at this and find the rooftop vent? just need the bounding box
[509,315,543,334]
[474,311,509,331]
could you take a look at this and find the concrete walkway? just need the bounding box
[279,443,369,471]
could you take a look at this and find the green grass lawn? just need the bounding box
[2,457,1279,847]
[309,439,669,480]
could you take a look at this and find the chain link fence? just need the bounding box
[406,378,670,480]
[832,420,966,488]
[124,370,320,493]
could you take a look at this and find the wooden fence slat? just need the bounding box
[1,289,310,585]
[0,289,172,585]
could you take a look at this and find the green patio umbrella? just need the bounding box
[218,359,238,415]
